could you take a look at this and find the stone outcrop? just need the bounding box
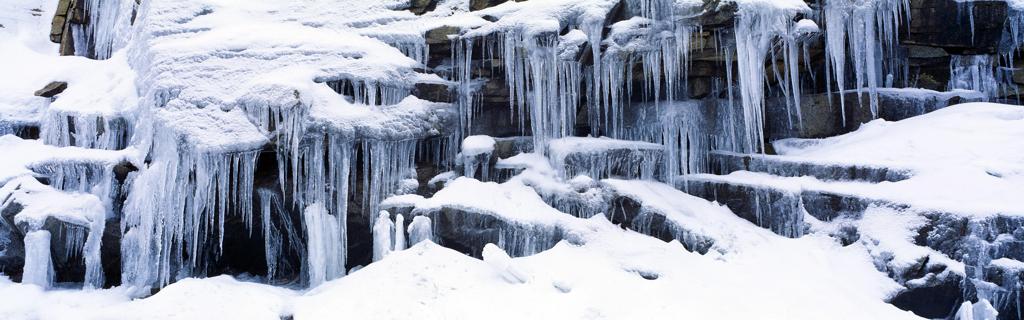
[33,81,68,98]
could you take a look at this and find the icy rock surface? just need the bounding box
[3,0,1024,318]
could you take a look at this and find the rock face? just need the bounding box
[904,0,1009,55]
[49,0,83,56]
[33,81,67,98]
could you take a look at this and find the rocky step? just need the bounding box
[710,150,913,183]
[548,137,665,180]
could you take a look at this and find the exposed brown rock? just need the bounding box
[34,81,68,98]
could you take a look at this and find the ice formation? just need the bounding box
[823,0,910,119]
[372,211,395,262]
[407,216,434,246]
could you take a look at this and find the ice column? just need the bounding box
[407,216,434,246]
[372,211,395,262]
[22,230,55,288]
[394,214,406,251]
[303,203,345,287]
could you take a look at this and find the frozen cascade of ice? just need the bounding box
[40,111,134,150]
[361,140,418,223]
[394,214,406,251]
[22,230,55,289]
[291,131,352,286]
[960,219,1024,319]
[824,0,911,120]
[501,32,583,151]
[303,203,345,287]
[373,211,395,262]
[72,0,138,59]
[407,215,434,246]
[590,20,700,138]
[733,3,809,153]
[120,119,260,288]
[949,55,1002,101]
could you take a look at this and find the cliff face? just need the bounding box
[1,0,1023,319]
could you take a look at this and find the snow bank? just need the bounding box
[772,103,1024,216]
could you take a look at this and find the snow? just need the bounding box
[857,206,966,275]
[291,222,916,320]
[602,179,774,251]
[413,177,583,229]
[0,0,136,135]
[0,136,129,186]
[0,275,295,320]
[0,215,921,320]
[0,0,1015,317]
[770,103,1024,216]
[461,135,496,157]
[2,176,105,231]
[153,106,268,153]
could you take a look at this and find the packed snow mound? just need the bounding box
[0,275,295,320]
[461,135,496,157]
[1,176,105,231]
[296,222,916,320]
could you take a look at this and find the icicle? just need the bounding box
[732,4,808,153]
[257,189,280,281]
[394,214,406,251]
[326,79,410,106]
[500,31,582,151]
[372,211,395,262]
[361,140,418,222]
[407,215,434,246]
[120,118,262,288]
[22,230,55,289]
[824,0,911,120]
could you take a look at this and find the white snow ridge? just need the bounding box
[1,0,1023,319]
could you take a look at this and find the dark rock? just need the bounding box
[412,82,453,103]
[763,90,983,141]
[0,202,25,282]
[678,177,804,237]
[425,26,460,46]
[903,0,1008,55]
[408,0,438,15]
[890,272,964,318]
[470,0,527,11]
[34,81,68,98]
